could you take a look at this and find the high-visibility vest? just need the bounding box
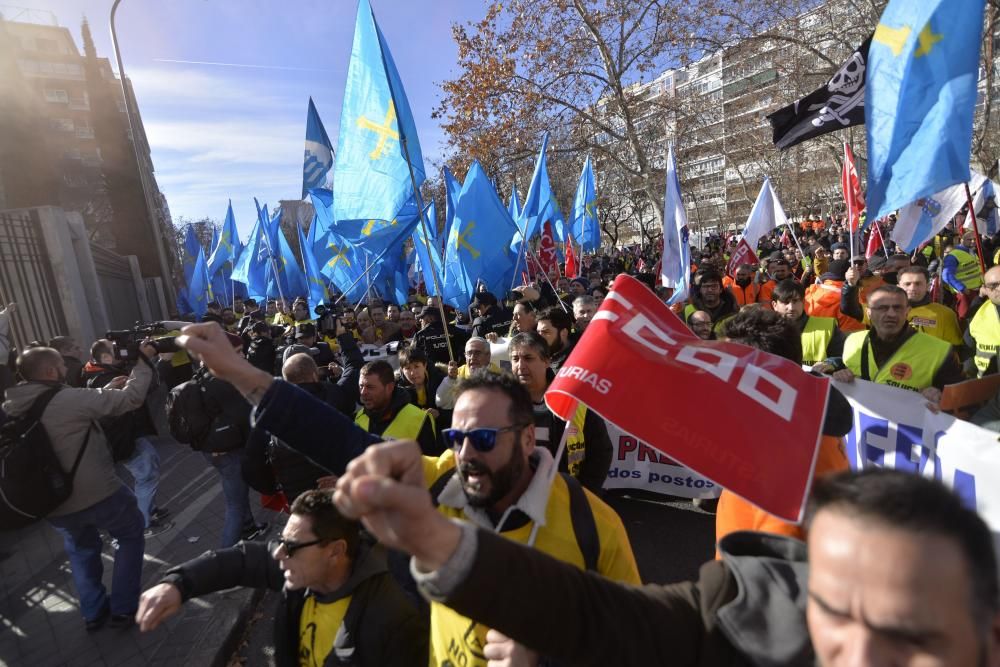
[842,330,951,392]
[969,302,1000,377]
[908,303,963,347]
[722,277,759,307]
[801,316,836,366]
[564,404,589,479]
[355,403,429,440]
[946,248,983,292]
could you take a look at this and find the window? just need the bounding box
[50,118,74,132]
[35,38,58,53]
[43,89,69,103]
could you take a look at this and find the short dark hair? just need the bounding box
[90,339,114,360]
[17,347,63,381]
[508,331,551,361]
[537,306,573,334]
[807,469,999,629]
[897,265,930,282]
[771,278,805,303]
[360,360,395,385]
[722,307,802,365]
[867,284,908,302]
[693,269,722,287]
[289,490,361,560]
[454,372,533,429]
[397,346,428,367]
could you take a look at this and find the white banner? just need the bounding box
[839,379,1000,532]
[603,423,721,499]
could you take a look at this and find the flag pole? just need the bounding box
[784,221,807,260]
[964,183,988,278]
[523,240,569,313]
[258,220,288,308]
[331,244,396,307]
[373,37,455,364]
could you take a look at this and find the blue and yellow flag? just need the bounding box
[303,98,334,198]
[333,0,424,227]
[442,166,462,253]
[231,201,271,300]
[442,161,519,308]
[181,225,202,284]
[865,0,987,219]
[207,200,242,277]
[508,184,521,221]
[518,133,562,241]
[188,247,212,319]
[298,220,330,312]
[413,202,444,296]
[571,157,600,253]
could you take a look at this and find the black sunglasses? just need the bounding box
[269,537,325,559]
[442,424,528,453]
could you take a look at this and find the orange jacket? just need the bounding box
[804,281,866,332]
[722,276,759,307]
[715,435,848,549]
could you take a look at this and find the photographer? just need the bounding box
[3,342,156,631]
[82,340,170,535]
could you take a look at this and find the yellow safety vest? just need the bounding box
[842,330,951,392]
[355,403,429,440]
[908,303,963,347]
[969,302,1000,377]
[801,316,836,366]
[682,304,730,336]
[946,248,983,292]
[564,404,588,479]
[420,452,640,667]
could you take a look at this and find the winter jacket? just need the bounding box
[81,361,158,460]
[199,371,252,453]
[162,540,428,666]
[431,529,812,667]
[2,358,153,515]
[356,386,439,455]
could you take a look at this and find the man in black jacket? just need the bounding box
[469,291,512,339]
[136,490,427,666]
[412,306,465,365]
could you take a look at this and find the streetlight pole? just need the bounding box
[109,0,176,314]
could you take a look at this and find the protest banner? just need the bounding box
[838,378,1000,532]
[604,423,720,499]
[725,238,759,277]
[546,274,830,522]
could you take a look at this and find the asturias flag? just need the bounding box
[865,0,987,220]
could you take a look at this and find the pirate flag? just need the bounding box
[767,36,872,150]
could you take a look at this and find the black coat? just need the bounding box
[162,540,428,667]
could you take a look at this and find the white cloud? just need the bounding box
[128,65,293,113]
[144,118,302,166]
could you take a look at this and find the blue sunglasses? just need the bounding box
[442,424,528,452]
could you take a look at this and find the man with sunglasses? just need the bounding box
[135,489,427,666]
[172,322,639,667]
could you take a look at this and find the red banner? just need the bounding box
[725,238,759,277]
[865,222,884,259]
[537,221,558,277]
[565,235,579,278]
[842,142,865,234]
[545,274,830,522]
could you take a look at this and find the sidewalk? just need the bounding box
[0,436,282,667]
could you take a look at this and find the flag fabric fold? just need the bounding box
[660,144,691,305]
[865,0,987,220]
[767,36,871,150]
[303,97,335,198]
[572,156,600,253]
[545,274,830,522]
[518,133,562,242]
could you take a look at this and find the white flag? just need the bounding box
[660,144,690,305]
[892,174,984,252]
[740,177,788,251]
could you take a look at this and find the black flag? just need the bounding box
[767,36,871,150]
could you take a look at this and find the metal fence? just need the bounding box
[0,209,67,347]
[91,243,143,330]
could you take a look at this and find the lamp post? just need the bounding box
[109,0,176,313]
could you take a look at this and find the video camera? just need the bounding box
[105,322,179,362]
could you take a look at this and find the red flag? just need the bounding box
[565,236,579,278]
[545,274,830,522]
[538,221,558,276]
[865,222,884,259]
[841,143,865,234]
[725,238,760,277]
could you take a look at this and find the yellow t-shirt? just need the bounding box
[299,595,350,667]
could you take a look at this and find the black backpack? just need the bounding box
[0,387,92,530]
[166,370,216,448]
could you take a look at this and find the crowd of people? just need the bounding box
[5,210,1000,665]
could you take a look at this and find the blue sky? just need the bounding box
[11,0,487,238]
